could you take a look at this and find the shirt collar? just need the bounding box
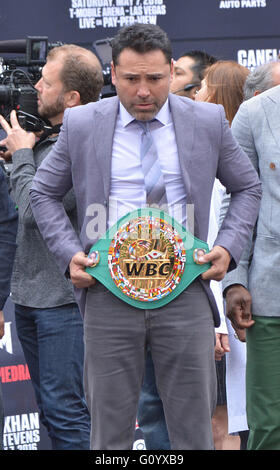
[119,98,170,128]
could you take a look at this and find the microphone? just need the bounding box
[173,83,200,95]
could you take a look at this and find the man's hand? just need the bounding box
[0,110,36,154]
[0,149,12,162]
[215,333,230,361]
[199,245,231,281]
[226,284,254,331]
[232,325,246,343]
[0,310,5,339]
[69,251,97,289]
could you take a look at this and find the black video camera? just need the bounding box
[93,38,116,98]
[0,36,63,132]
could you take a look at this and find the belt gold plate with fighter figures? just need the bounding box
[86,208,210,309]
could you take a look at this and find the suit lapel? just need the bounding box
[169,94,194,204]
[262,88,280,150]
[94,96,119,200]
[169,94,201,236]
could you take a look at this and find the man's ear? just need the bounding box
[170,58,174,81]
[65,90,81,108]
[111,60,116,86]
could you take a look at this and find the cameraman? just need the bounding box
[0,45,103,450]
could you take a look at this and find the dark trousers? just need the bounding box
[137,349,170,450]
[84,279,217,450]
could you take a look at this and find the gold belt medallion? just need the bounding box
[108,215,186,302]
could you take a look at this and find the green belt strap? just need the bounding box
[86,207,210,309]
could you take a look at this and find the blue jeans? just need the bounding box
[138,349,170,450]
[15,303,90,450]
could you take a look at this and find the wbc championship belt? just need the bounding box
[85,208,211,309]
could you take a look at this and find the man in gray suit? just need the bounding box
[224,84,280,450]
[29,24,261,450]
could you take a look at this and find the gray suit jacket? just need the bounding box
[30,93,261,324]
[223,84,280,317]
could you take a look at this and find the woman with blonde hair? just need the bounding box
[196,60,250,451]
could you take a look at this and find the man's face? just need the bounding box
[111,48,173,121]
[35,57,66,125]
[170,56,199,99]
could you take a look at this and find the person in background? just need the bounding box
[243,60,280,100]
[0,167,18,449]
[223,80,280,449]
[196,60,250,123]
[0,44,103,450]
[170,50,217,99]
[196,60,250,450]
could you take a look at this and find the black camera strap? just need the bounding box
[37,123,62,144]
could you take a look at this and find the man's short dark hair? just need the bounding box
[111,23,172,66]
[180,50,217,80]
[180,50,217,66]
